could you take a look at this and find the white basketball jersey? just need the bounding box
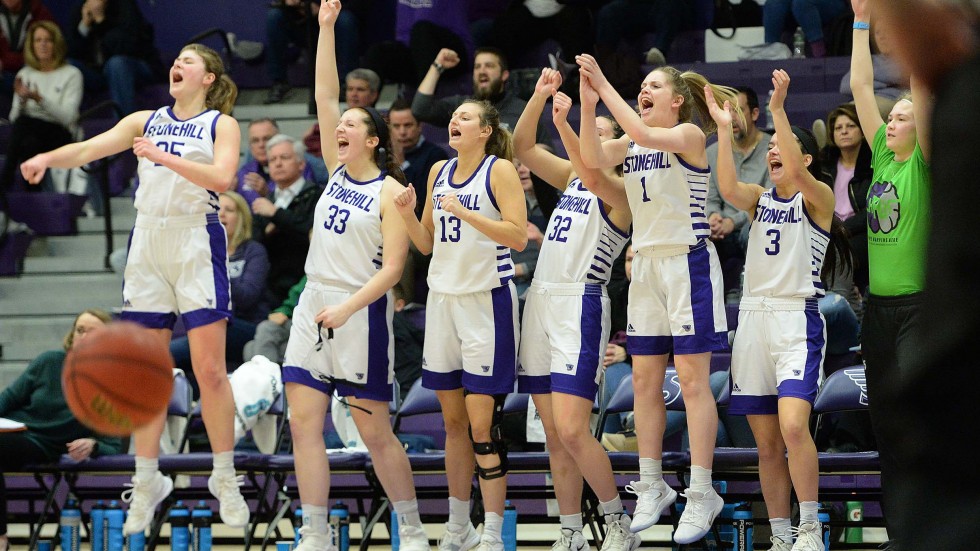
[427,155,515,294]
[623,141,711,249]
[535,178,630,285]
[135,108,222,217]
[305,166,384,290]
[745,189,829,298]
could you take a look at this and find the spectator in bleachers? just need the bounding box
[0,21,82,194]
[250,133,320,307]
[818,102,871,297]
[593,0,685,96]
[263,0,369,104]
[705,85,772,304]
[0,0,53,93]
[300,68,380,160]
[362,0,473,90]
[0,308,125,551]
[237,118,325,207]
[851,0,932,547]
[763,0,847,58]
[510,158,543,307]
[243,274,306,366]
[66,0,164,117]
[171,191,270,399]
[391,282,424,401]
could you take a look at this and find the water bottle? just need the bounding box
[125,529,145,551]
[192,500,213,551]
[170,501,191,551]
[60,497,82,551]
[502,501,518,551]
[390,509,400,551]
[106,501,125,551]
[818,506,831,551]
[845,501,863,543]
[91,500,106,551]
[732,502,753,551]
[328,502,350,551]
[792,27,806,58]
[293,507,303,547]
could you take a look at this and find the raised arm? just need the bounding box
[576,53,705,158]
[513,68,573,189]
[910,73,931,162]
[314,0,342,172]
[411,49,460,127]
[578,72,629,169]
[21,110,148,184]
[704,85,763,212]
[849,0,885,146]
[769,70,835,227]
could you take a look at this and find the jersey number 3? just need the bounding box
[765,228,781,255]
[324,205,350,234]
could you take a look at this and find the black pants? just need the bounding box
[0,116,74,192]
[860,292,923,543]
[487,3,594,68]
[0,431,52,536]
[362,20,469,88]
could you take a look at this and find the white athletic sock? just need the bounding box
[393,499,423,529]
[560,513,583,531]
[482,512,503,542]
[770,517,792,541]
[134,456,159,481]
[799,501,819,524]
[302,504,330,535]
[689,465,713,493]
[212,450,236,478]
[600,497,624,516]
[448,497,471,531]
[639,457,663,485]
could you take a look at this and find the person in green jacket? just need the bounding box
[0,308,125,551]
[243,275,307,365]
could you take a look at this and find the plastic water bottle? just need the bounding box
[91,500,106,551]
[60,497,81,551]
[390,509,400,551]
[293,507,303,547]
[170,501,191,551]
[328,502,349,551]
[818,506,831,551]
[732,502,753,551]
[192,500,213,551]
[792,27,806,58]
[125,528,145,551]
[502,501,518,551]
[845,501,863,543]
[106,501,125,551]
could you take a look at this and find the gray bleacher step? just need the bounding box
[0,272,123,317]
[0,315,76,362]
[23,255,117,274]
[77,215,137,234]
[37,233,130,258]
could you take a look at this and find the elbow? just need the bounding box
[219,174,236,193]
[511,235,528,252]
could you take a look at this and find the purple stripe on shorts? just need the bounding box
[517,373,551,394]
[207,219,231,312]
[119,311,178,330]
[627,335,673,356]
[182,308,231,330]
[282,364,332,394]
[355,293,394,402]
[682,243,727,354]
[463,285,517,395]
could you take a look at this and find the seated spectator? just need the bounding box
[0,308,125,551]
[511,158,543,306]
[818,102,872,295]
[0,20,82,194]
[66,0,164,117]
[363,0,472,89]
[391,282,424,400]
[763,0,847,58]
[0,0,54,93]
[300,68,380,159]
[263,0,368,104]
[388,97,449,304]
[250,133,320,306]
[243,274,306,366]
[237,118,326,206]
[170,191,270,398]
[705,86,772,302]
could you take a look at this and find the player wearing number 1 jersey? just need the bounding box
[577,55,742,543]
[20,44,249,534]
[707,70,851,550]
[280,3,431,551]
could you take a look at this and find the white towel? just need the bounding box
[230,355,283,453]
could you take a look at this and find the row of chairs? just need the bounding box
[8,363,877,551]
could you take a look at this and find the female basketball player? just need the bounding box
[21,44,248,534]
[575,54,740,544]
[393,88,527,551]
[281,2,429,550]
[512,67,635,551]
[707,69,850,550]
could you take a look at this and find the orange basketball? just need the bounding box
[63,320,175,436]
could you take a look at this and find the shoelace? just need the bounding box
[678,491,708,526]
[120,477,148,504]
[623,481,650,497]
[552,530,574,551]
[214,474,246,495]
[603,518,628,548]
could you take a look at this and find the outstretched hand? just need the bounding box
[770,69,790,112]
[535,67,562,97]
[575,54,610,91]
[552,91,573,125]
[704,84,733,128]
[318,0,341,28]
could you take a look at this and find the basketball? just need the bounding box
[63,321,175,436]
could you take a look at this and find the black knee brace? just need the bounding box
[468,393,508,480]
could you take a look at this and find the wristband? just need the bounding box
[432,62,445,74]
[853,21,870,30]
